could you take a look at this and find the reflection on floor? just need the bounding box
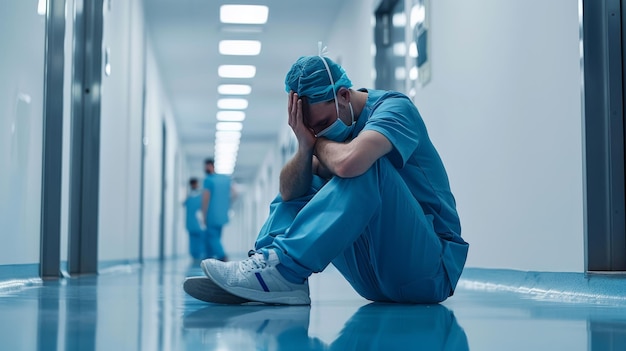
[1,258,625,350]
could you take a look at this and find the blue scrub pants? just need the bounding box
[206,225,226,260]
[255,157,452,304]
[188,230,206,260]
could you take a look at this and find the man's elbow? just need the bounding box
[279,191,290,202]
[334,158,368,178]
[279,187,296,202]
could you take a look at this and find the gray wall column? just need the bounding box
[68,0,104,275]
[40,0,67,278]
[581,0,626,272]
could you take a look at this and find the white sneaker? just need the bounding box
[201,250,311,305]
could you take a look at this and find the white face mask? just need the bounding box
[315,55,355,142]
[316,102,355,142]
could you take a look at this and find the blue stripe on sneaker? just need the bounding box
[255,272,270,292]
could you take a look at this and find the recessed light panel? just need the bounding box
[218,84,252,95]
[215,131,241,141]
[220,5,269,24]
[218,65,256,79]
[217,111,246,122]
[216,122,243,131]
[217,98,248,110]
[219,40,262,56]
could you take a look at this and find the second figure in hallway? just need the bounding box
[193,51,469,305]
[201,158,233,262]
[183,177,206,263]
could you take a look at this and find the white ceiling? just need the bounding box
[144,0,345,184]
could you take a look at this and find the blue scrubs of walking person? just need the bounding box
[202,158,232,262]
[198,51,469,305]
[183,178,206,261]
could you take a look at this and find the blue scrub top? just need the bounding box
[184,189,203,232]
[351,89,468,289]
[203,173,231,226]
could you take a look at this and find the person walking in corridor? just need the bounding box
[202,158,232,262]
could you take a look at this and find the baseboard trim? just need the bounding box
[458,268,626,305]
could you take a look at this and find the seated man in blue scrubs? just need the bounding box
[200,53,469,305]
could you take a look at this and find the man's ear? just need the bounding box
[337,87,351,104]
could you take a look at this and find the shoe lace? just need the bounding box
[240,253,267,272]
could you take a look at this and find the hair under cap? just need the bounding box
[284,56,352,104]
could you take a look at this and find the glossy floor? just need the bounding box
[1,259,625,350]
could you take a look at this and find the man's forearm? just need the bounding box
[315,131,393,178]
[279,147,313,201]
[314,138,350,177]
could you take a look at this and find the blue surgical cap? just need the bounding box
[284,56,353,104]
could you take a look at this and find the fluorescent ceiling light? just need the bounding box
[393,42,406,57]
[214,137,239,174]
[215,139,240,147]
[215,166,235,175]
[218,84,252,95]
[217,98,248,110]
[409,66,418,80]
[37,0,46,15]
[214,161,236,175]
[215,159,236,167]
[219,40,262,56]
[409,42,418,58]
[215,153,239,165]
[216,131,241,142]
[215,143,239,153]
[220,5,269,24]
[218,65,256,78]
[217,111,246,122]
[395,67,406,81]
[215,156,237,164]
[410,5,426,28]
[392,13,406,27]
[216,122,243,131]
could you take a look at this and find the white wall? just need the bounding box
[326,0,376,89]
[172,152,188,259]
[141,47,163,260]
[162,90,187,259]
[414,0,583,271]
[141,38,189,261]
[0,1,46,265]
[99,0,188,264]
[99,0,147,263]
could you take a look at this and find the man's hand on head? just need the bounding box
[287,91,316,152]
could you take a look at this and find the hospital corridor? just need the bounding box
[1,0,626,350]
